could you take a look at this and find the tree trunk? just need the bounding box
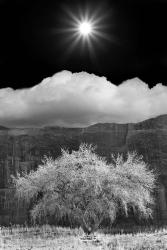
[80,216,102,234]
[90,221,100,234]
[80,217,92,235]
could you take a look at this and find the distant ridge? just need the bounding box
[0,125,8,130]
[1,114,167,130]
[0,114,167,224]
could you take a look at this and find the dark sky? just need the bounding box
[0,0,167,89]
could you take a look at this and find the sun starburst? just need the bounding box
[58,3,112,57]
[79,21,92,36]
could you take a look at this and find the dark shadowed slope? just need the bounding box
[0,114,167,224]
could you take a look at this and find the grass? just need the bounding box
[0,225,167,249]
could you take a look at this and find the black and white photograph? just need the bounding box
[0,0,167,249]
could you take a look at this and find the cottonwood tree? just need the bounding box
[13,144,156,234]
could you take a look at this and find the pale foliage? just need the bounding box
[13,144,156,233]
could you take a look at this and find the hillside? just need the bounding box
[0,115,167,224]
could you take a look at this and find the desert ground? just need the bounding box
[0,225,167,250]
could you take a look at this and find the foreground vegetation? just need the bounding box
[8,145,159,249]
[0,225,167,250]
[13,144,156,234]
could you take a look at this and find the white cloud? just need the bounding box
[0,70,167,127]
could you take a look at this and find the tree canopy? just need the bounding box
[13,144,156,233]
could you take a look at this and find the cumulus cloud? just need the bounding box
[0,70,167,127]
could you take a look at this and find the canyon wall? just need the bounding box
[0,115,167,225]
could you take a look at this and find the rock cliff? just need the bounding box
[0,114,167,225]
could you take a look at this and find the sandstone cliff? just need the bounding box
[0,114,167,224]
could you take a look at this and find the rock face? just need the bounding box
[0,115,167,225]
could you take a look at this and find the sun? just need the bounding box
[59,4,112,56]
[79,21,92,36]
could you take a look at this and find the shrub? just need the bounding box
[13,144,156,234]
